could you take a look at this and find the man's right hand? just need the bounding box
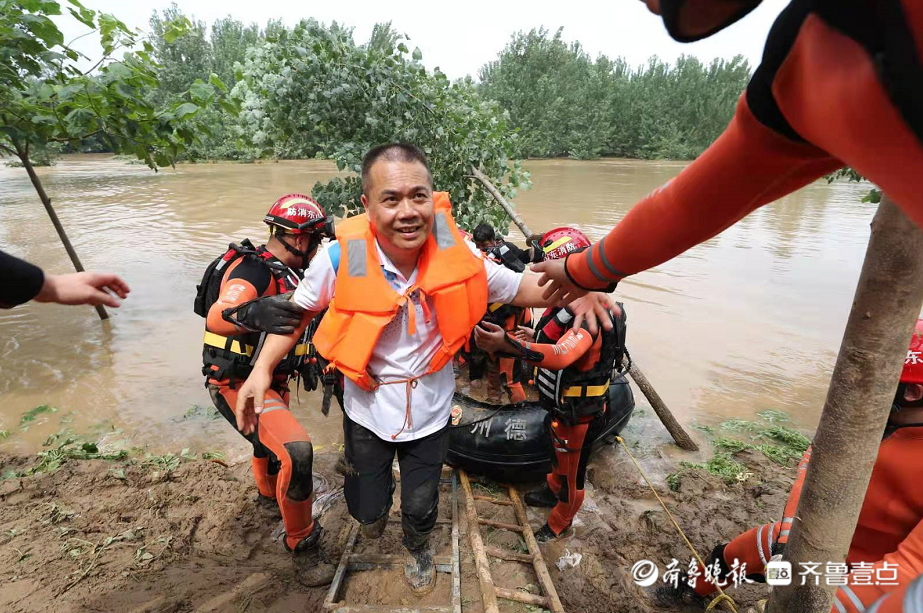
[35,272,130,307]
[235,367,272,435]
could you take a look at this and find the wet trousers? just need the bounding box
[210,384,315,550]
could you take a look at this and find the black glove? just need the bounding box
[223,291,303,335]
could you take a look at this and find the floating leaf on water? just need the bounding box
[20,404,56,427]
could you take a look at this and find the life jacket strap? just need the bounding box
[373,376,422,440]
[562,380,610,398]
[204,331,254,356]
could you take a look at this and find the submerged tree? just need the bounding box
[0,0,227,317]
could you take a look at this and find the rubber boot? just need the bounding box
[360,513,388,540]
[254,493,282,517]
[650,571,706,608]
[404,541,436,595]
[524,484,558,508]
[535,522,570,543]
[287,523,336,587]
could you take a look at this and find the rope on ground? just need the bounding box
[615,436,740,613]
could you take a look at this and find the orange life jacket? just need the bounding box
[312,192,488,391]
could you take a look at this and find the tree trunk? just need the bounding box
[15,143,108,320]
[629,363,698,451]
[766,194,923,613]
[470,167,539,243]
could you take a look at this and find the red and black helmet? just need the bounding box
[264,194,333,238]
[537,227,591,261]
[901,319,923,384]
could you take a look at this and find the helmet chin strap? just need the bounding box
[277,232,315,270]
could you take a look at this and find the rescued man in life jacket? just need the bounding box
[469,223,535,403]
[195,194,336,586]
[473,227,627,542]
[232,143,622,596]
[655,319,923,612]
[531,0,923,306]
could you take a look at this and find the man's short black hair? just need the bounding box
[361,143,433,196]
[473,223,496,244]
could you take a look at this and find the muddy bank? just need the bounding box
[0,430,799,612]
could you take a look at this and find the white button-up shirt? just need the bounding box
[293,238,522,442]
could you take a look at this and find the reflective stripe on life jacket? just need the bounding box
[312,192,488,391]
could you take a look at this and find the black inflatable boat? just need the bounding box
[446,374,635,482]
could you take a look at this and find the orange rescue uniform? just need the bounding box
[565,1,923,292]
[694,426,923,611]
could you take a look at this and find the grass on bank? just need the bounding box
[668,412,811,491]
[2,406,227,481]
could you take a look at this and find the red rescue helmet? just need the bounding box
[900,319,923,384]
[264,194,333,237]
[538,227,591,261]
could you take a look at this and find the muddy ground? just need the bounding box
[0,416,798,613]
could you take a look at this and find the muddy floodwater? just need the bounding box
[0,155,875,461]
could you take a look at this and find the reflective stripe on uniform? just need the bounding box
[586,242,610,283]
[756,524,768,566]
[203,331,253,356]
[837,585,866,613]
[262,397,287,414]
[596,238,626,279]
[907,576,923,613]
[768,522,779,551]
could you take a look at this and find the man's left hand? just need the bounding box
[531,259,588,305]
[569,293,622,336]
[473,321,510,354]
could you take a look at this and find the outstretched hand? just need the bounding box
[35,272,130,307]
[569,293,622,336]
[234,368,272,435]
[530,259,588,306]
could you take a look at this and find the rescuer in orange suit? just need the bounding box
[656,320,923,612]
[475,227,628,542]
[195,194,335,586]
[532,0,923,304]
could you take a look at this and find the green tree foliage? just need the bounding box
[231,19,529,229]
[479,27,752,160]
[826,167,881,203]
[0,0,222,170]
[146,5,272,160]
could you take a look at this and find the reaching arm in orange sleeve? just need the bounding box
[564,94,841,290]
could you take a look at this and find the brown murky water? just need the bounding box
[0,155,875,460]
